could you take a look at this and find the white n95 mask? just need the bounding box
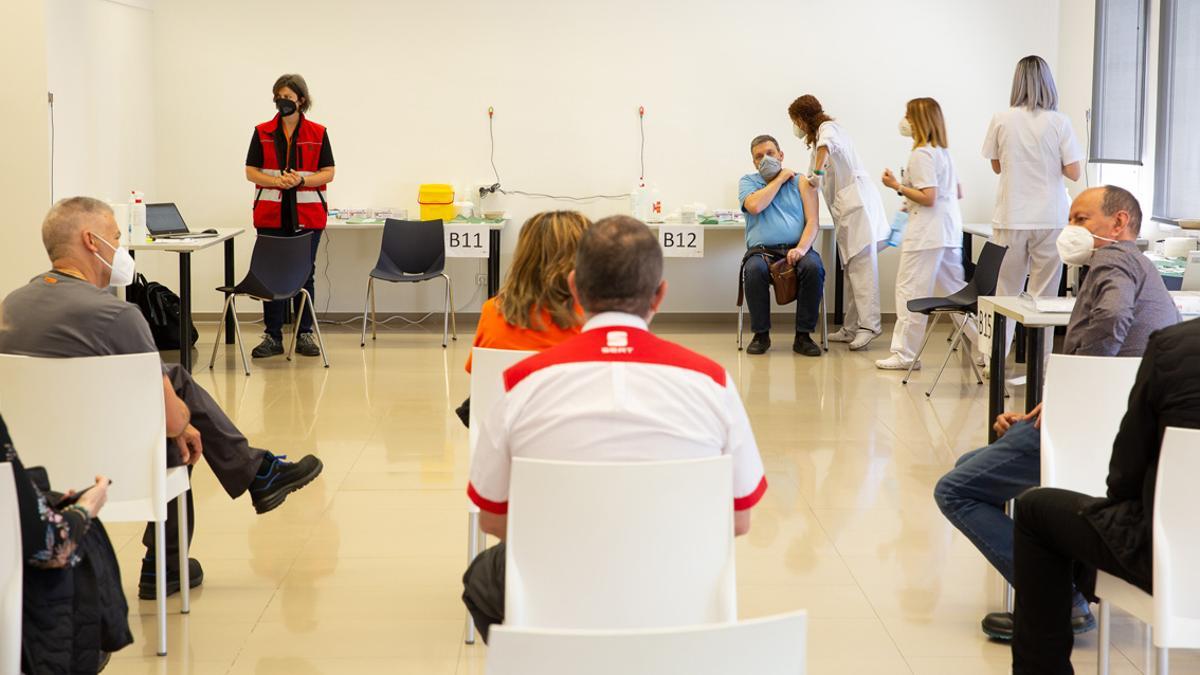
[92,234,137,287]
[898,118,913,138]
[758,155,782,181]
[1056,225,1116,266]
[792,123,805,140]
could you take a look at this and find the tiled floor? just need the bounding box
[97,318,1190,674]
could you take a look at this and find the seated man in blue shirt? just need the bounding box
[739,134,825,356]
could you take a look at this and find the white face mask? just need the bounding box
[898,118,913,138]
[792,123,805,140]
[1055,225,1117,266]
[91,233,136,287]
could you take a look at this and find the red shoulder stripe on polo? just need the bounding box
[733,476,768,511]
[467,483,508,515]
[503,327,727,391]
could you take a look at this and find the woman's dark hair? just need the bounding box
[787,95,834,149]
[273,73,312,114]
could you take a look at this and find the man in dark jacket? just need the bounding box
[1010,318,1200,674]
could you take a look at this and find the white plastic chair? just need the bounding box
[465,347,536,644]
[1096,427,1200,675]
[505,456,736,630]
[1,463,21,675]
[1040,354,1143,494]
[486,610,807,675]
[0,353,190,657]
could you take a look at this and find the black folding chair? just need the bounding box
[360,219,457,348]
[903,241,1007,396]
[208,233,329,375]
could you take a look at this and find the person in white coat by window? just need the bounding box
[789,95,890,351]
[982,55,1084,360]
[877,97,977,371]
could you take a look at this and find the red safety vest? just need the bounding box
[251,115,329,230]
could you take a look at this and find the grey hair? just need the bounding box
[42,196,114,260]
[1010,55,1059,111]
[750,134,780,154]
[1100,185,1142,235]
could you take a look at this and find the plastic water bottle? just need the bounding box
[886,211,908,248]
[129,191,146,241]
[630,183,650,222]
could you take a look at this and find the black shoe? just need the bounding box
[746,332,771,355]
[793,332,822,357]
[981,609,1098,641]
[138,557,204,600]
[249,453,324,514]
[295,333,321,357]
[252,335,284,359]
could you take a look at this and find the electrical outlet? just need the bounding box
[475,273,487,286]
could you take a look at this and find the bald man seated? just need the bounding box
[0,196,324,599]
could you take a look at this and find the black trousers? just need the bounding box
[142,365,267,561]
[1012,487,1150,675]
[462,542,506,643]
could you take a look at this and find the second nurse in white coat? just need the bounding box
[877,97,977,370]
[789,95,890,350]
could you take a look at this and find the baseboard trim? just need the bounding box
[187,311,900,324]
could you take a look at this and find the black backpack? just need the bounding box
[126,273,199,350]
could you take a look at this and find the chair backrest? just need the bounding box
[239,232,315,299]
[486,611,808,675]
[0,463,21,675]
[505,455,736,630]
[0,353,169,523]
[469,348,537,453]
[1040,354,1143,495]
[969,241,1008,297]
[378,219,446,276]
[1153,426,1200,647]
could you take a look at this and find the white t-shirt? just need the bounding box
[902,145,962,252]
[467,312,767,515]
[982,107,1083,230]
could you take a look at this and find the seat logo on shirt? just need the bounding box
[601,330,634,355]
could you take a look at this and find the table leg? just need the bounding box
[1015,324,1027,364]
[988,313,1007,444]
[1024,326,1045,413]
[179,252,193,372]
[833,243,844,327]
[487,230,501,298]
[224,238,235,344]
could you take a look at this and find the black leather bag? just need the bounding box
[126,273,198,350]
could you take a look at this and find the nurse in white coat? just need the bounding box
[982,55,1083,356]
[789,95,890,350]
[877,97,977,370]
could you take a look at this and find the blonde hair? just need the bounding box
[498,211,592,331]
[1010,55,1059,111]
[906,98,950,149]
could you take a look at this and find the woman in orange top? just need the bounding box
[457,211,591,425]
[465,210,592,373]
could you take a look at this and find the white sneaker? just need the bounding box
[876,355,919,370]
[849,330,878,351]
[828,328,855,343]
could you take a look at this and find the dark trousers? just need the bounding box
[462,542,506,643]
[142,364,267,561]
[743,248,825,334]
[1012,487,1149,675]
[262,228,322,340]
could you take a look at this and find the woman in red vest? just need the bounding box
[244,73,335,358]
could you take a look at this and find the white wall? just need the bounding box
[0,2,52,295]
[36,0,1070,315]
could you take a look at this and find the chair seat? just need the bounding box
[370,267,444,283]
[1097,571,1154,624]
[907,297,975,314]
[215,284,297,302]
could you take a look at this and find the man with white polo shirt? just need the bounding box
[461,215,767,641]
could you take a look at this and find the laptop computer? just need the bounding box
[145,203,218,240]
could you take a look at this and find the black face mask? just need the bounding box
[274,97,298,116]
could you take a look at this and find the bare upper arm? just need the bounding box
[990,159,1001,175]
[1062,161,1082,182]
[734,509,752,537]
[480,511,507,540]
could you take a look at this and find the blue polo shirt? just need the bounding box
[738,173,807,249]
